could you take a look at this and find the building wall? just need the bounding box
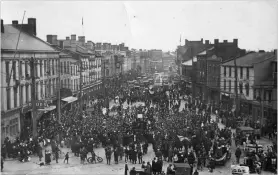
[1,51,59,142]
[220,65,254,100]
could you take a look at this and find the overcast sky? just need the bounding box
[1,1,277,51]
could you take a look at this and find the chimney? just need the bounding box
[59,41,64,49]
[233,39,238,46]
[12,20,18,25]
[52,35,58,45]
[205,40,209,45]
[1,19,4,33]
[71,34,76,41]
[214,39,219,45]
[201,38,203,42]
[66,37,70,40]
[78,36,85,46]
[46,35,53,44]
[274,49,277,57]
[223,40,227,43]
[27,18,36,36]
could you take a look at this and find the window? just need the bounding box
[246,68,249,79]
[6,61,10,82]
[14,87,17,107]
[41,81,44,99]
[239,82,243,94]
[263,90,267,101]
[245,83,249,96]
[56,60,58,75]
[40,60,43,77]
[64,62,66,74]
[25,61,29,78]
[19,61,22,78]
[253,88,256,99]
[229,67,231,77]
[44,60,47,76]
[36,82,39,100]
[26,85,29,102]
[229,80,231,91]
[52,60,55,75]
[268,90,272,103]
[20,86,23,105]
[7,88,11,110]
[12,61,16,79]
[240,67,243,78]
[10,118,19,136]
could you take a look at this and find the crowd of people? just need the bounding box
[1,71,277,175]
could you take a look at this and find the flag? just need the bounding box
[82,17,83,25]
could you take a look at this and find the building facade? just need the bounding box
[221,51,276,125]
[1,19,60,142]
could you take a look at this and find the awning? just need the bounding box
[38,106,56,112]
[62,96,78,103]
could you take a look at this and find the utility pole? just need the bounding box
[102,57,108,108]
[234,57,239,128]
[57,56,61,124]
[260,86,264,136]
[79,58,83,113]
[30,56,37,139]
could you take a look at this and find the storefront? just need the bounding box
[220,92,233,111]
[1,109,21,144]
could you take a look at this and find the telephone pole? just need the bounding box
[260,86,264,135]
[234,56,239,128]
[57,56,61,123]
[79,58,83,113]
[30,56,37,138]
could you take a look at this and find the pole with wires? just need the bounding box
[234,56,239,129]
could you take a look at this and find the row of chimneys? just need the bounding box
[1,18,37,35]
[200,38,238,45]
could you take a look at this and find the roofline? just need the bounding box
[5,24,58,52]
[1,49,60,54]
[222,52,275,66]
[252,54,276,65]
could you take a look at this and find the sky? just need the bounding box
[1,1,278,52]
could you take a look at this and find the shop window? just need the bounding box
[240,67,243,78]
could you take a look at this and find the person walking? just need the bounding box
[235,146,242,164]
[138,150,143,164]
[124,162,129,175]
[1,156,4,172]
[64,152,69,164]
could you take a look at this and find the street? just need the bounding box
[2,100,274,175]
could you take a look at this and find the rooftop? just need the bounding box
[222,52,275,66]
[1,25,57,52]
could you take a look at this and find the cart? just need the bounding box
[173,163,191,175]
